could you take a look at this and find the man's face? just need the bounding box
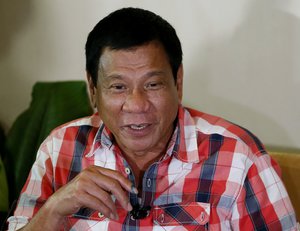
[89,41,183,156]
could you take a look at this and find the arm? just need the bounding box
[8,135,137,230]
[231,153,297,230]
[17,166,136,231]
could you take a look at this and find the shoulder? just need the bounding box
[49,113,101,136]
[38,113,102,152]
[53,113,101,130]
[185,107,267,157]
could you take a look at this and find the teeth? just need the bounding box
[130,124,147,130]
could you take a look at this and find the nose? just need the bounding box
[122,89,150,113]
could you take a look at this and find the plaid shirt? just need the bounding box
[8,106,297,230]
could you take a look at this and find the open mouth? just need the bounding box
[129,124,149,130]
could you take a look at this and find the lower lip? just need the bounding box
[123,124,153,137]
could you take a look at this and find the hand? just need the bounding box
[44,165,137,221]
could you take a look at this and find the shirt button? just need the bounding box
[147,178,151,187]
[200,212,205,221]
[160,213,165,223]
[125,167,131,175]
[98,212,104,218]
[199,211,208,224]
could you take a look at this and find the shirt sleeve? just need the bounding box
[7,136,54,230]
[230,152,297,230]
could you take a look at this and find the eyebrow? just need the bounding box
[103,70,166,80]
[145,71,166,78]
[103,74,123,80]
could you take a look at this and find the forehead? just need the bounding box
[99,41,169,69]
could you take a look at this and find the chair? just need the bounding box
[3,81,93,206]
[269,150,300,222]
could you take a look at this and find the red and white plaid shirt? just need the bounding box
[8,106,297,230]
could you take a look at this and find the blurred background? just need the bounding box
[0,0,299,150]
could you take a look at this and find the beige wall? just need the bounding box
[0,0,299,149]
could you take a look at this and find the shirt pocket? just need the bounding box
[153,201,210,228]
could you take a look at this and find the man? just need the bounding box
[8,7,297,230]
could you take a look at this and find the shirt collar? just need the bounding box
[85,122,114,157]
[86,105,207,163]
[174,105,203,163]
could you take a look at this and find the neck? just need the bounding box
[116,122,176,188]
[126,150,164,170]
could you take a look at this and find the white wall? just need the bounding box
[0,0,299,149]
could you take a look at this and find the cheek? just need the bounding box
[155,89,180,106]
[96,95,123,119]
[152,92,179,116]
[97,90,119,108]
[98,101,118,116]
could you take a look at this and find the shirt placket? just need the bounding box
[121,161,139,229]
[121,161,158,224]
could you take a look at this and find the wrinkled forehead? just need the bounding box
[98,40,170,69]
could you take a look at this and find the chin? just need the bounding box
[123,141,154,154]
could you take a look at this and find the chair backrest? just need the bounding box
[269,150,300,222]
[4,81,93,205]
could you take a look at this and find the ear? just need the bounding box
[86,72,97,108]
[176,64,183,102]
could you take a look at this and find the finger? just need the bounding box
[89,172,133,211]
[76,191,118,220]
[96,167,138,194]
[51,173,120,219]
[82,180,118,215]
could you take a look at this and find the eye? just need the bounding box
[145,81,164,90]
[109,84,127,93]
